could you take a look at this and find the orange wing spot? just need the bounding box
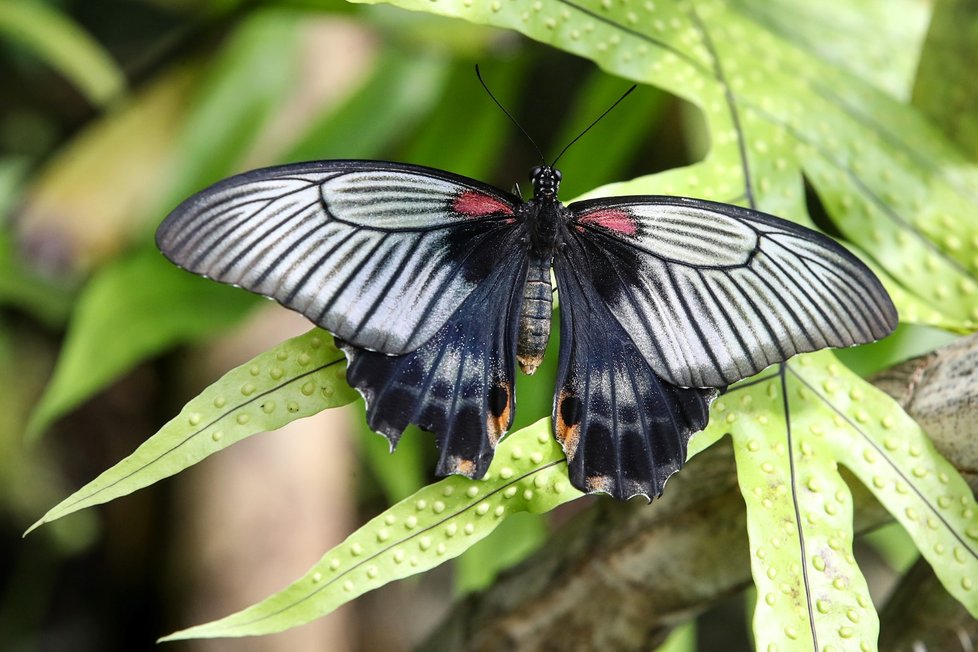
[453,190,514,217]
[554,390,581,460]
[585,475,613,494]
[449,456,477,477]
[486,383,512,446]
[577,208,637,235]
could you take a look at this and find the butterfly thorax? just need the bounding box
[516,166,564,375]
[525,165,564,255]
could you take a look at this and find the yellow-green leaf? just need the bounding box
[160,419,580,640]
[26,328,356,534]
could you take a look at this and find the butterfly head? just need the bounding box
[530,165,562,200]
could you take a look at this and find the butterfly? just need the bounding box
[156,159,897,500]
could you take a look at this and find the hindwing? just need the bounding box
[341,228,529,479]
[553,237,716,500]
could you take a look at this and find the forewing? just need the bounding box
[341,228,529,479]
[565,196,898,387]
[553,243,717,500]
[156,160,520,354]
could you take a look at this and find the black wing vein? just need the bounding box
[157,160,522,354]
[565,195,897,387]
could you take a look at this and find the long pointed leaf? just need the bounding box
[27,329,356,535]
[160,419,580,640]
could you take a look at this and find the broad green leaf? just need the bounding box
[368,4,506,55]
[655,621,696,652]
[16,65,202,273]
[729,0,930,100]
[0,230,73,327]
[0,156,27,218]
[550,68,670,199]
[160,418,581,640]
[0,0,125,106]
[286,49,448,161]
[911,0,978,160]
[27,328,356,534]
[359,0,978,329]
[861,522,919,574]
[688,352,978,650]
[402,59,525,179]
[163,8,304,207]
[25,250,256,440]
[356,422,428,503]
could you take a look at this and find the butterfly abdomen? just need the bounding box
[517,255,553,375]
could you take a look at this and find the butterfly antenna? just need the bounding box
[551,83,638,166]
[476,65,546,164]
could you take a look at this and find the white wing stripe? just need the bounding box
[157,162,519,355]
[170,182,318,254]
[568,197,898,387]
[237,218,335,291]
[213,202,322,278]
[630,204,759,267]
[186,187,322,270]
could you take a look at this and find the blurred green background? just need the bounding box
[0,0,958,650]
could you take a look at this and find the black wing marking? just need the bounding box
[565,196,898,387]
[341,228,529,479]
[156,160,521,355]
[553,239,717,500]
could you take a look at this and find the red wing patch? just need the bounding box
[576,208,637,236]
[452,190,515,218]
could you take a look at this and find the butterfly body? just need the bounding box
[513,165,567,375]
[157,159,897,500]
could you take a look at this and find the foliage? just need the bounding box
[0,0,125,107]
[7,0,978,649]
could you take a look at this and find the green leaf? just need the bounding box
[163,8,304,206]
[654,621,696,652]
[356,421,428,503]
[0,0,125,107]
[401,58,525,179]
[861,522,919,574]
[0,159,74,326]
[549,67,670,199]
[16,65,202,273]
[729,0,931,99]
[0,230,73,327]
[286,49,449,161]
[359,0,978,329]
[26,328,357,534]
[159,418,580,640]
[454,510,547,594]
[911,0,978,159]
[25,249,256,440]
[688,352,978,650]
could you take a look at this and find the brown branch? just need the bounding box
[418,334,978,652]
